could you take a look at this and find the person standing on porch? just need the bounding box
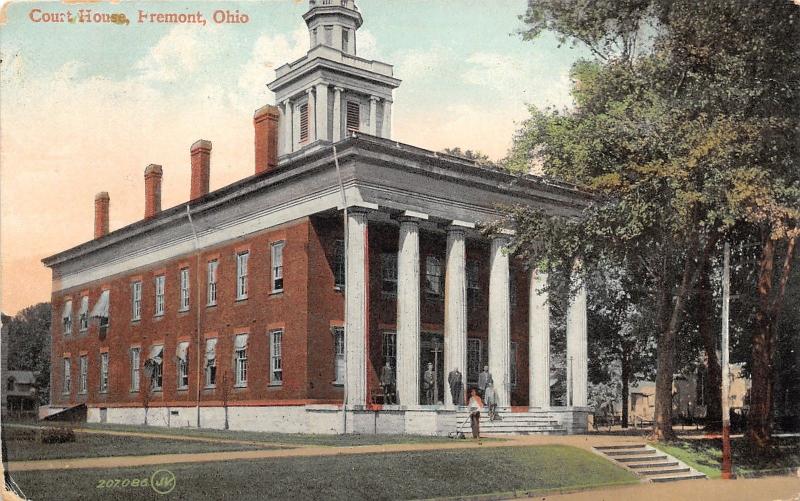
[423,362,435,404]
[478,366,493,398]
[468,388,484,439]
[484,382,498,421]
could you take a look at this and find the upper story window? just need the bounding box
[333,239,345,290]
[154,275,165,316]
[62,300,73,336]
[236,251,249,300]
[207,259,218,306]
[381,253,397,296]
[346,101,360,133]
[79,296,89,332]
[425,256,443,297]
[299,103,309,143]
[271,241,285,292]
[467,338,482,385]
[234,334,248,387]
[467,260,481,304]
[324,25,333,45]
[131,281,142,321]
[180,268,190,311]
[342,28,350,52]
[100,352,109,393]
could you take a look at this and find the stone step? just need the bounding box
[637,467,690,476]
[627,461,679,469]
[615,454,667,463]
[605,448,654,456]
[649,472,707,483]
[595,444,647,450]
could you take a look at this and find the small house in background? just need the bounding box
[1,314,40,418]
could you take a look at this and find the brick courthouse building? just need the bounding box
[43,0,593,434]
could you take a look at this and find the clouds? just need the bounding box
[238,26,309,105]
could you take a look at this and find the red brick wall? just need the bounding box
[50,216,532,409]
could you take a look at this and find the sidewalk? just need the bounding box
[6,433,645,472]
[534,476,800,501]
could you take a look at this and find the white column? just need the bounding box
[381,100,392,139]
[345,208,369,407]
[529,270,550,408]
[315,83,329,142]
[488,234,511,407]
[306,88,316,142]
[444,224,468,407]
[566,262,588,407]
[283,99,293,154]
[396,215,422,406]
[332,87,343,142]
[369,96,379,135]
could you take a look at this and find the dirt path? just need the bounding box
[533,476,800,501]
[6,433,645,472]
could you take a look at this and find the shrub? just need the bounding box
[40,426,75,444]
[5,428,38,441]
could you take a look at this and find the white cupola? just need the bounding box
[268,0,401,158]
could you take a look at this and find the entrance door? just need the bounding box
[420,333,445,405]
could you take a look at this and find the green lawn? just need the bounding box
[9,445,637,501]
[651,436,800,478]
[2,431,273,461]
[45,421,470,446]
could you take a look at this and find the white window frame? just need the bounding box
[205,338,217,388]
[63,300,73,336]
[131,281,142,321]
[467,260,481,304]
[100,352,109,393]
[425,256,443,297]
[177,341,189,389]
[180,268,190,311]
[234,334,248,387]
[332,327,345,385]
[467,338,482,385]
[271,241,285,293]
[130,347,140,392]
[79,355,88,394]
[236,251,249,300]
[333,239,345,290]
[79,296,89,332]
[154,275,165,316]
[381,253,398,297]
[63,358,71,394]
[270,329,283,385]
[207,259,218,306]
[150,346,163,391]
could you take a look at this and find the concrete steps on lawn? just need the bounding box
[594,443,707,483]
[453,411,567,435]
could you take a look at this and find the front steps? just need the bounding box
[452,410,567,435]
[594,444,707,483]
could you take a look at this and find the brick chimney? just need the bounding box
[254,105,280,174]
[94,192,110,238]
[190,140,212,200]
[144,164,163,219]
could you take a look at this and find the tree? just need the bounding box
[440,147,496,167]
[5,303,51,404]
[511,0,799,442]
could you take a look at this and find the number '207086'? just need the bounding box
[96,477,151,489]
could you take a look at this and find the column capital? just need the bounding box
[396,210,428,223]
[306,88,314,96]
[334,86,345,93]
[445,220,475,230]
[283,98,292,106]
[369,95,381,102]
[341,201,379,213]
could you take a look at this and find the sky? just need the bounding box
[0,0,589,315]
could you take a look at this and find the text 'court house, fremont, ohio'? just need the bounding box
[42,0,593,435]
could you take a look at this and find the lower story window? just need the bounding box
[270,330,283,384]
[205,338,217,387]
[234,334,248,387]
[332,327,345,384]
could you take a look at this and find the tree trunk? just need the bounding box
[698,260,722,430]
[621,351,630,428]
[749,234,797,449]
